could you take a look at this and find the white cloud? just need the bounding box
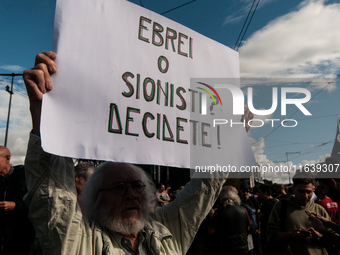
[223,15,244,26]
[0,65,25,72]
[223,0,277,26]
[0,89,31,165]
[248,135,332,183]
[301,153,330,165]
[9,136,29,165]
[250,112,274,128]
[248,136,290,183]
[249,137,268,162]
[239,0,340,80]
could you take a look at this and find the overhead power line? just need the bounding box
[268,140,333,162]
[234,0,260,51]
[251,74,340,146]
[233,0,256,50]
[138,0,197,15]
[161,0,197,15]
[265,138,327,144]
[289,141,333,161]
[295,113,340,121]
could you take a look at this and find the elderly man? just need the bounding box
[208,185,250,255]
[0,146,35,255]
[23,51,254,255]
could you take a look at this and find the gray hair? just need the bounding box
[219,185,241,207]
[75,162,95,179]
[79,162,155,224]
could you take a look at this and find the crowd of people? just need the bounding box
[0,51,339,255]
[185,170,340,255]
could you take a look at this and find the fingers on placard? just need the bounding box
[35,52,57,73]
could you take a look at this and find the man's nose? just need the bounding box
[125,185,138,198]
[305,192,309,199]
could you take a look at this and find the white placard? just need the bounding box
[41,0,256,170]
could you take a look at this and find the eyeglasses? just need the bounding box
[99,180,146,195]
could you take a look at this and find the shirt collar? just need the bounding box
[111,230,148,255]
[112,230,146,244]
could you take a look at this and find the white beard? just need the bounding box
[97,202,148,235]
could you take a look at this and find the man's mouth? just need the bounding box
[121,202,141,213]
[125,207,139,211]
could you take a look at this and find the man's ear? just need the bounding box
[75,173,80,182]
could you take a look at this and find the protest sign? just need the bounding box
[41,0,256,171]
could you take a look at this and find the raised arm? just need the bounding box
[153,176,225,254]
[23,51,57,135]
[23,52,89,255]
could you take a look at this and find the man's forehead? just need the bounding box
[103,163,141,181]
[0,146,10,157]
[294,183,314,190]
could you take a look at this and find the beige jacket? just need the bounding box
[267,196,332,255]
[24,133,225,255]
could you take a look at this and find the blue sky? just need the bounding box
[1,0,340,183]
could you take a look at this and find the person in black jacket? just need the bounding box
[257,184,278,255]
[0,146,35,255]
[209,185,251,255]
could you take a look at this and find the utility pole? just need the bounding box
[0,73,22,147]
